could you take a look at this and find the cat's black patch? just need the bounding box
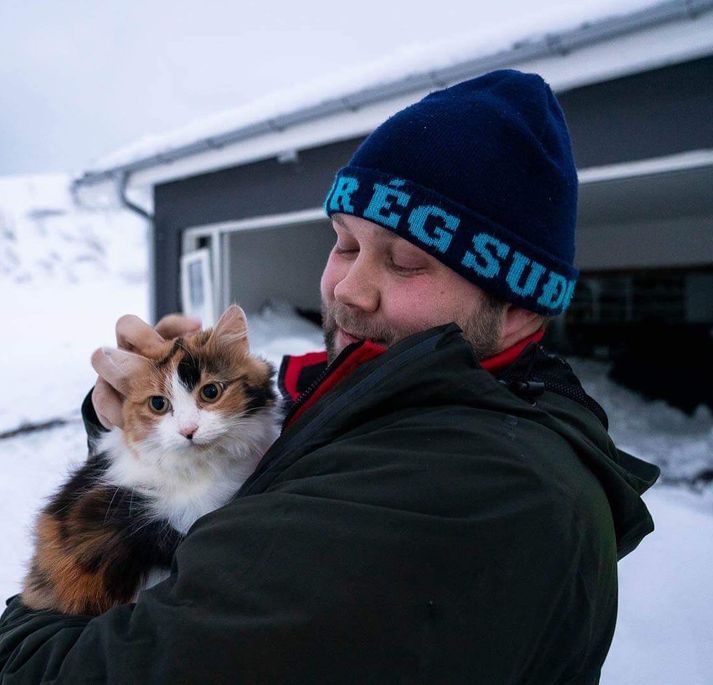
[45,453,109,521]
[177,352,202,391]
[98,486,182,600]
[56,480,183,599]
[241,379,277,413]
[103,519,182,600]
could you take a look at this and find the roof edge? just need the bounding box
[73,0,713,191]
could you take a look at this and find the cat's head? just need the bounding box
[93,305,277,461]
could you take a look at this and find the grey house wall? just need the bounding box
[557,55,713,168]
[152,55,713,320]
[153,138,364,319]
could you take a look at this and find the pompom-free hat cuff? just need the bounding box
[325,165,579,317]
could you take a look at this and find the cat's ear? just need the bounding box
[209,305,249,354]
[91,347,155,396]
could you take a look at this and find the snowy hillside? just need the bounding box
[0,174,148,433]
[0,174,146,284]
[1,174,712,682]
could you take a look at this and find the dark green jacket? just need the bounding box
[0,325,659,684]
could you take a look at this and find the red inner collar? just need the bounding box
[285,341,386,429]
[282,350,328,403]
[479,326,545,374]
[281,326,545,407]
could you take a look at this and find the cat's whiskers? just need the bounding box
[127,513,162,539]
[103,486,122,524]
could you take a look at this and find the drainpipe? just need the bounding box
[116,172,157,322]
[117,172,152,221]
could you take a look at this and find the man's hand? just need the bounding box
[90,313,202,429]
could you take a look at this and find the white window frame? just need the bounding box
[182,207,327,314]
[180,247,215,326]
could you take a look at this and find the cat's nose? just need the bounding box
[179,424,198,440]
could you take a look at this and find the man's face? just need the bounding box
[320,213,505,363]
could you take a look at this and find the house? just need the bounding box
[72,0,713,402]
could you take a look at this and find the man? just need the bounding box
[0,70,659,683]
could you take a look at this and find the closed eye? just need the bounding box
[389,257,425,274]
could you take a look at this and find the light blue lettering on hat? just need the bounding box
[407,205,460,254]
[328,175,359,213]
[364,179,411,229]
[506,252,547,297]
[461,233,510,278]
[537,271,569,309]
[562,278,577,309]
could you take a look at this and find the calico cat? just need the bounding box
[22,305,279,615]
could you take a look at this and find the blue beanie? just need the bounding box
[324,69,579,316]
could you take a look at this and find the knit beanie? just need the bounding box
[323,69,579,316]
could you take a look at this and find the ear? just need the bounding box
[498,304,544,349]
[208,304,249,354]
[91,347,155,396]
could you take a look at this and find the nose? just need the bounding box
[179,424,199,440]
[333,254,380,313]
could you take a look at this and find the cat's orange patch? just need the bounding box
[23,513,118,615]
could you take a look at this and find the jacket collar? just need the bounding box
[479,327,544,374]
[278,327,545,406]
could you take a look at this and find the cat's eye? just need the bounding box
[199,383,223,403]
[148,396,171,414]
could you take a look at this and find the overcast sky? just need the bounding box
[2,0,610,176]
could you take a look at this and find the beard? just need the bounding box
[321,299,504,365]
[322,302,402,364]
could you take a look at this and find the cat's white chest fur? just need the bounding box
[98,408,279,535]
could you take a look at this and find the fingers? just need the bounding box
[154,313,202,340]
[91,346,154,396]
[92,377,124,429]
[91,348,132,396]
[115,314,167,357]
[92,311,201,429]
[115,313,201,358]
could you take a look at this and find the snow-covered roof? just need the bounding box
[74,0,713,193]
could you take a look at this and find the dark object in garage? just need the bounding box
[609,322,713,415]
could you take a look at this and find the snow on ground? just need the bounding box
[571,358,713,484]
[0,280,148,433]
[2,174,713,682]
[602,486,713,684]
[247,300,325,370]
